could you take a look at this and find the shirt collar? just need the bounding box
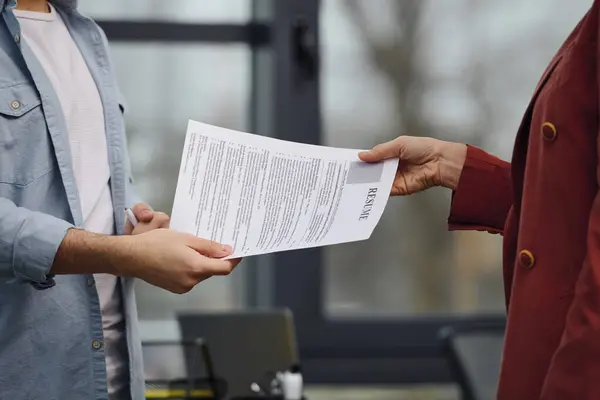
[1,0,77,12]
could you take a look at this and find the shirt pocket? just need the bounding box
[0,83,54,186]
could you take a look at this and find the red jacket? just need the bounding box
[448,2,600,399]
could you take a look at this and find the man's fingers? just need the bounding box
[129,212,171,235]
[228,258,243,269]
[153,212,171,228]
[185,235,233,258]
[211,258,242,276]
[132,202,154,222]
[359,137,405,163]
[124,221,134,235]
[192,258,241,277]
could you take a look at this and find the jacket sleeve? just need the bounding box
[0,197,72,284]
[447,145,512,234]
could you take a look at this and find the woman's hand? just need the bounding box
[359,136,467,196]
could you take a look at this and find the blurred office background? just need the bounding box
[78,1,591,399]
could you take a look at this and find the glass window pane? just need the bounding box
[79,0,250,23]
[321,0,590,317]
[110,43,250,319]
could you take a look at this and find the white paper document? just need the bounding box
[170,120,399,259]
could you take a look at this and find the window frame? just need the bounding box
[97,0,506,385]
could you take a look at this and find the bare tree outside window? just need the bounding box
[324,0,590,316]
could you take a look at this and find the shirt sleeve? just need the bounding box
[447,145,512,234]
[0,197,72,284]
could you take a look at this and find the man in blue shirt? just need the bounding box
[0,0,241,399]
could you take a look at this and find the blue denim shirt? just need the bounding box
[0,0,145,399]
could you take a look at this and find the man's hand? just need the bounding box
[117,229,241,293]
[359,136,467,196]
[124,202,170,235]
[52,228,242,294]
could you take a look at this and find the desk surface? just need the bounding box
[146,388,212,398]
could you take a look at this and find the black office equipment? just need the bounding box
[439,321,506,400]
[143,339,227,399]
[178,309,299,399]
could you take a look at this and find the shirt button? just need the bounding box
[518,249,535,269]
[10,100,20,110]
[86,276,95,286]
[541,122,557,141]
[13,33,20,44]
[91,340,103,350]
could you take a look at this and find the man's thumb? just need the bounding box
[132,202,154,222]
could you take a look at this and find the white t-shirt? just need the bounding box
[14,5,130,399]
